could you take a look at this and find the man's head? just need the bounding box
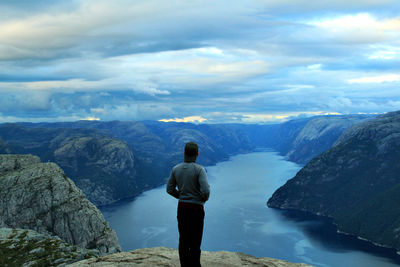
[184,142,199,162]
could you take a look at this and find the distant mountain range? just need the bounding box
[268,111,400,250]
[6,111,400,264]
[0,114,370,205]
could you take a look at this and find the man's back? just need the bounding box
[167,162,210,205]
[166,142,210,267]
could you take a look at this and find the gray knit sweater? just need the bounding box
[166,162,210,205]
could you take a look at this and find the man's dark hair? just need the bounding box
[184,142,198,162]
[185,142,198,156]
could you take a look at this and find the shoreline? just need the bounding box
[270,206,400,261]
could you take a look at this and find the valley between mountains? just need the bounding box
[2,112,400,264]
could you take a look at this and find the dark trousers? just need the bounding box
[177,202,205,267]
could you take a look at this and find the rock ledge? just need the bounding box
[67,247,314,267]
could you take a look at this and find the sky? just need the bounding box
[1,0,400,124]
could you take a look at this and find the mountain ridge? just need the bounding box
[0,114,371,206]
[267,111,400,251]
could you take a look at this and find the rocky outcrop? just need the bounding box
[268,111,400,250]
[0,154,121,254]
[67,247,314,267]
[0,228,99,267]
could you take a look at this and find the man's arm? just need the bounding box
[198,167,210,202]
[166,170,180,199]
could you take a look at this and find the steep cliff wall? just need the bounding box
[0,154,121,254]
[271,115,370,164]
[53,136,139,206]
[285,115,370,164]
[268,111,400,250]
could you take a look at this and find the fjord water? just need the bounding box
[101,151,400,267]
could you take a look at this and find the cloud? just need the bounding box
[0,45,269,97]
[0,78,170,96]
[0,0,260,61]
[82,116,100,121]
[137,48,270,87]
[348,74,400,83]
[0,90,52,112]
[88,102,175,121]
[256,0,396,9]
[159,116,207,123]
[369,50,397,60]
[311,13,378,29]
[1,1,400,123]
[193,111,345,124]
[307,13,400,45]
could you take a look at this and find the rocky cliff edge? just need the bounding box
[0,228,99,266]
[67,247,314,267]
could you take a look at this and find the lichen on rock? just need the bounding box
[0,228,99,267]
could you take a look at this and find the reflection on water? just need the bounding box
[277,210,400,265]
[101,151,400,267]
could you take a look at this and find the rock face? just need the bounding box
[268,111,400,250]
[271,115,370,164]
[0,228,99,267]
[67,247,314,267]
[284,115,370,164]
[0,124,141,206]
[53,136,138,206]
[0,154,121,254]
[54,137,135,176]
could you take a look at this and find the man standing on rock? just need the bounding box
[167,142,210,267]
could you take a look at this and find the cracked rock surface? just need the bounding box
[67,247,314,267]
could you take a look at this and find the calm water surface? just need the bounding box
[101,151,400,267]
